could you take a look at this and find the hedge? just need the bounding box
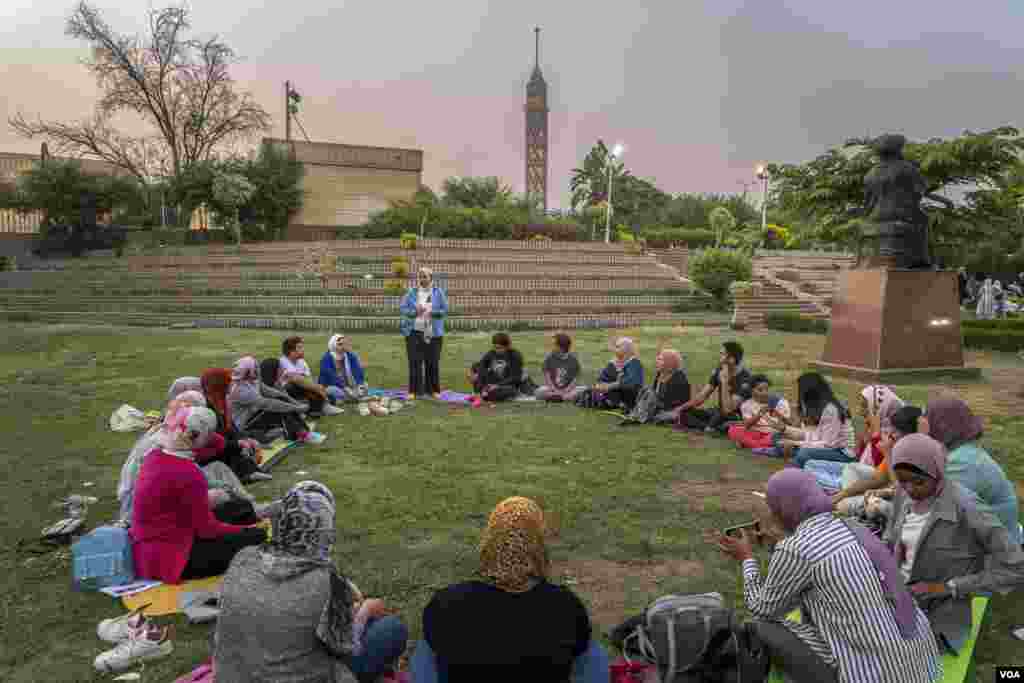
[962,318,1024,331]
[640,227,716,249]
[963,328,1024,351]
[363,205,589,241]
[764,311,830,334]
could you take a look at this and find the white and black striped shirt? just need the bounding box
[742,513,942,683]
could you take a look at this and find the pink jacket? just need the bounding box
[131,450,247,584]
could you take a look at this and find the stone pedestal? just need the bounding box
[813,269,980,381]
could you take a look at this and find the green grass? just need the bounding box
[0,325,1021,681]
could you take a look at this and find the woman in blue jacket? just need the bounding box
[592,337,644,411]
[399,267,449,398]
[319,334,368,403]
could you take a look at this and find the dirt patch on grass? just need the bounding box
[668,478,769,514]
[552,558,706,628]
[940,367,1024,419]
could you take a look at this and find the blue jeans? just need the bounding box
[409,638,609,683]
[804,460,846,491]
[345,616,409,683]
[792,447,853,469]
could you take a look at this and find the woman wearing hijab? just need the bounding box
[924,396,1020,546]
[131,406,267,584]
[320,334,369,404]
[619,348,690,425]
[215,481,408,683]
[412,497,608,683]
[856,385,904,467]
[975,276,995,320]
[399,267,449,399]
[118,387,210,523]
[772,372,855,468]
[590,337,644,411]
[195,366,269,482]
[717,469,941,683]
[884,434,1024,654]
[231,356,325,445]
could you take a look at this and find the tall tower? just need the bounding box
[525,27,549,213]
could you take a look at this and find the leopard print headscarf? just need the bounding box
[478,496,549,593]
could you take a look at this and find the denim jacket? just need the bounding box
[399,286,449,338]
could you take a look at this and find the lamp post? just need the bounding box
[604,143,624,243]
[756,164,769,248]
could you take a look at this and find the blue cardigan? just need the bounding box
[399,286,449,338]
[318,351,366,389]
[598,357,644,388]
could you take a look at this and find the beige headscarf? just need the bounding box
[478,497,549,593]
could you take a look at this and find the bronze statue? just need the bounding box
[857,134,932,269]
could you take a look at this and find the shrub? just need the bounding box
[963,328,1024,352]
[765,311,830,334]
[0,256,15,272]
[391,258,410,278]
[962,318,1024,331]
[400,232,417,249]
[382,279,406,296]
[687,248,753,301]
[510,222,584,242]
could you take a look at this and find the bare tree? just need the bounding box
[9,2,270,188]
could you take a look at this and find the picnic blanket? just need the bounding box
[122,575,223,616]
[367,388,410,400]
[259,437,301,472]
[438,390,473,403]
[766,597,988,683]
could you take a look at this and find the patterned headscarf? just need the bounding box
[861,385,904,432]
[328,334,346,361]
[227,356,260,402]
[261,481,357,657]
[925,396,984,450]
[167,377,203,401]
[478,496,549,593]
[157,406,218,459]
[200,368,233,429]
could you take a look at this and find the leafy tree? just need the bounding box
[441,176,513,209]
[8,2,270,195]
[244,143,305,239]
[709,206,736,247]
[0,159,142,233]
[212,171,255,244]
[767,127,1024,258]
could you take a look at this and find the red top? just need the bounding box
[130,449,247,584]
[191,432,226,465]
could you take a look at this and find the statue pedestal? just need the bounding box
[812,269,980,382]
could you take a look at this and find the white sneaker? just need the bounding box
[302,431,327,445]
[96,611,146,643]
[94,625,173,672]
[322,403,344,416]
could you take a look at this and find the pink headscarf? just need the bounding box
[925,396,984,450]
[157,406,218,459]
[861,385,904,431]
[891,433,946,514]
[227,356,260,402]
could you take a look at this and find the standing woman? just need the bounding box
[400,267,449,399]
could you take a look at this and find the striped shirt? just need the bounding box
[742,513,942,683]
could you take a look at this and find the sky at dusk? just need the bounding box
[2,0,1024,208]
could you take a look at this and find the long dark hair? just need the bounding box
[797,372,849,424]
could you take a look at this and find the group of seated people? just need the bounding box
[108,331,1024,683]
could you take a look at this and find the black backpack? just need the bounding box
[611,593,770,683]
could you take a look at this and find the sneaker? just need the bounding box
[322,403,344,416]
[302,431,327,445]
[96,611,146,644]
[94,625,173,673]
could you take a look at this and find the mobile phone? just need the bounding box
[723,520,761,538]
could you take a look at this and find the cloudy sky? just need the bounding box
[2,0,1023,208]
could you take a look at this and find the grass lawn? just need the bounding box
[1,323,1022,682]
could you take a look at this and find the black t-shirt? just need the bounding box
[473,349,525,386]
[423,580,592,683]
[708,366,753,405]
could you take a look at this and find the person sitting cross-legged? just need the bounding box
[319,334,368,405]
[885,434,1024,655]
[619,348,690,425]
[716,469,942,683]
[215,481,408,683]
[588,336,644,412]
[674,341,753,434]
[411,496,609,683]
[278,336,342,417]
[231,356,325,446]
[535,333,586,403]
[467,332,527,402]
[727,374,792,450]
[771,372,855,468]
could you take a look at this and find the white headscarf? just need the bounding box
[328,334,345,361]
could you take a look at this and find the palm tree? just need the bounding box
[569,140,630,212]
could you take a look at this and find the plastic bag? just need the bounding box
[109,405,149,432]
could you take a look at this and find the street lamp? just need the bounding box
[605,143,625,244]
[756,164,769,233]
